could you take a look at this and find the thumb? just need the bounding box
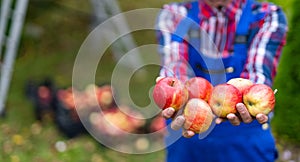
[155,76,164,83]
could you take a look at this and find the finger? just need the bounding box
[236,103,253,123]
[162,107,175,119]
[227,113,241,126]
[215,117,226,124]
[155,76,164,83]
[256,113,269,124]
[171,115,185,130]
[182,130,195,138]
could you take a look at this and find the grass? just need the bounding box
[1,0,300,162]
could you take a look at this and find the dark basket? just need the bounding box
[25,78,57,121]
[54,100,87,138]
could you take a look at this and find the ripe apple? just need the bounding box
[37,86,52,101]
[57,88,75,109]
[97,84,116,109]
[243,84,275,116]
[150,115,166,132]
[183,98,214,134]
[227,78,254,94]
[152,77,189,110]
[208,83,242,118]
[185,77,213,102]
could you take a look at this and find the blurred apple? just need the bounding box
[227,78,254,94]
[97,84,116,110]
[150,115,166,132]
[209,84,242,118]
[92,106,146,136]
[119,105,146,130]
[185,77,213,102]
[183,98,214,134]
[243,84,275,116]
[37,86,51,101]
[57,88,75,109]
[152,77,188,110]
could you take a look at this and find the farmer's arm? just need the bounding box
[240,3,288,86]
[156,3,197,137]
[226,3,288,126]
[156,3,191,82]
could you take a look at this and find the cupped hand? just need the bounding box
[161,107,196,138]
[215,103,269,125]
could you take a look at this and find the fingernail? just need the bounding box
[227,113,235,120]
[236,103,243,107]
[257,114,266,121]
[183,131,192,138]
[215,118,222,124]
[176,116,185,123]
[256,114,263,121]
[167,108,175,116]
[236,105,243,111]
[156,77,164,83]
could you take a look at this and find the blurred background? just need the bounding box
[0,0,299,161]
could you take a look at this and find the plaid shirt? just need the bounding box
[156,0,288,86]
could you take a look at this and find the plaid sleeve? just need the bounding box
[156,3,191,82]
[240,3,288,86]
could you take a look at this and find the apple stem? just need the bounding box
[274,89,278,95]
[171,80,175,86]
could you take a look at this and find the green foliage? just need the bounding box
[267,0,293,20]
[272,0,300,144]
[1,1,168,161]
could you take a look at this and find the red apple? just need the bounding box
[150,115,166,132]
[38,86,51,100]
[97,84,116,109]
[243,84,275,116]
[208,83,242,118]
[185,77,213,102]
[152,77,189,110]
[227,78,254,94]
[57,88,75,109]
[183,98,214,134]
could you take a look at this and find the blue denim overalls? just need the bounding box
[164,0,278,161]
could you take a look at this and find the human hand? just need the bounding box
[161,107,196,138]
[156,76,196,138]
[215,103,269,125]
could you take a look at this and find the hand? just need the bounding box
[156,76,196,138]
[215,103,269,125]
[161,107,196,138]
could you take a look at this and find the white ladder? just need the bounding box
[0,0,29,114]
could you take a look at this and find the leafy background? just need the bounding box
[0,0,299,162]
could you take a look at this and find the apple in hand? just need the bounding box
[227,78,254,94]
[152,77,189,110]
[208,84,242,118]
[243,84,275,116]
[183,98,214,134]
[185,77,213,102]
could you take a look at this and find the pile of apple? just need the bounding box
[153,77,276,134]
[57,84,116,111]
[90,105,146,136]
[57,84,147,137]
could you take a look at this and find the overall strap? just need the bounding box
[172,0,255,46]
[171,0,255,84]
[235,0,255,44]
